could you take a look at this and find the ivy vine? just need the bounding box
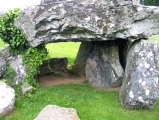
[22,46,48,86]
[0,8,29,55]
[0,8,48,87]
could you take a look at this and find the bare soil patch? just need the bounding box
[38,71,120,91]
[39,73,86,86]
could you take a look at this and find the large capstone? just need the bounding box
[14,0,159,47]
[86,41,124,89]
[0,81,15,116]
[119,39,159,109]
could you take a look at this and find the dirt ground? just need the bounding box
[39,75,86,86]
[39,72,120,91]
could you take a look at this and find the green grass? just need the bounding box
[46,42,80,65]
[149,34,159,42]
[1,37,159,120]
[0,40,80,65]
[1,84,159,120]
[0,39,6,48]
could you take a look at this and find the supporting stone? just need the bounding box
[73,42,94,76]
[119,39,159,109]
[86,41,124,89]
[8,55,26,84]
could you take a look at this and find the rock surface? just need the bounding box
[21,83,34,96]
[8,55,26,84]
[14,0,159,47]
[0,81,15,116]
[0,44,10,60]
[119,39,159,109]
[73,42,94,76]
[39,57,68,75]
[34,105,80,120]
[86,41,124,89]
[0,57,6,77]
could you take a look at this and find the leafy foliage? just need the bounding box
[2,63,15,81]
[0,8,29,55]
[0,9,48,87]
[141,0,159,6]
[22,45,48,86]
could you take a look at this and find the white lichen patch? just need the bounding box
[95,16,100,22]
[150,68,154,72]
[138,79,142,84]
[147,51,153,58]
[137,7,143,12]
[141,81,146,86]
[85,16,91,21]
[128,82,130,85]
[139,63,143,67]
[138,96,144,102]
[129,91,134,98]
[144,62,150,69]
[145,89,150,95]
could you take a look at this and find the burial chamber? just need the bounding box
[14,0,159,89]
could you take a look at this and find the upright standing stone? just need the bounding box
[86,41,124,89]
[120,39,159,109]
[8,55,26,84]
[73,42,94,76]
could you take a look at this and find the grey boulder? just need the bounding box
[8,55,26,84]
[73,42,94,76]
[0,81,15,116]
[34,105,80,120]
[120,39,159,109]
[39,57,68,75]
[86,41,124,89]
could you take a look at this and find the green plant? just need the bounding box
[0,8,29,55]
[141,0,159,6]
[2,63,15,81]
[22,45,48,86]
[0,9,48,87]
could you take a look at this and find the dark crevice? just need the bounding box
[115,39,132,70]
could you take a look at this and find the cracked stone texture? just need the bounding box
[0,57,6,77]
[119,39,159,109]
[8,55,26,84]
[39,57,68,75]
[85,41,124,89]
[14,0,159,47]
[0,81,15,117]
[34,105,80,120]
[0,44,10,60]
[73,42,94,76]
